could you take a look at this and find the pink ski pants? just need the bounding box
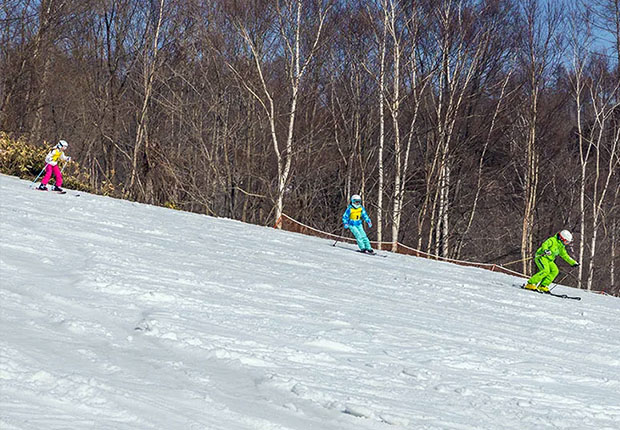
[42,164,62,187]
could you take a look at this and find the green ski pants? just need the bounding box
[528,256,559,287]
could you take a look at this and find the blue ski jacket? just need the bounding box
[342,205,371,227]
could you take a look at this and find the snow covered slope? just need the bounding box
[1,174,619,430]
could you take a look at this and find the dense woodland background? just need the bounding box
[1,0,619,294]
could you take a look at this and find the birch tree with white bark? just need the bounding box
[361,0,389,245]
[128,0,166,200]
[516,0,563,274]
[226,0,332,226]
[426,0,494,258]
[569,0,620,290]
[384,1,433,252]
[583,76,619,290]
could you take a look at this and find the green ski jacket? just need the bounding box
[536,235,577,266]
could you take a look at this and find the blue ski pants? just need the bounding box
[349,225,371,251]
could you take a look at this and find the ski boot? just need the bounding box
[52,185,64,192]
[537,285,550,293]
[523,283,538,291]
[38,184,47,191]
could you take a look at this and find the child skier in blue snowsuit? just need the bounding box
[342,194,374,254]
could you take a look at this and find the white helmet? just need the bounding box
[351,194,362,208]
[558,230,573,245]
[56,140,68,149]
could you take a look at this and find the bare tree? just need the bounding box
[360,0,388,244]
[517,0,564,274]
[29,0,68,143]
[127,0,166,200]
[610,186,619,294]
[587,0,620,67]
[584,76,620,290]
[1,1,32,131]
[570,0,620,290]
[455,65,516,257]
[376,0,387,245]
[426,0,494,258]
[226,0,331,225]
[384,1,432,252]
[568,0,590,288]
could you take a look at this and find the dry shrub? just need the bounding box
[0,133,93,192]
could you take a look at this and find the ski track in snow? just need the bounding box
[1,174,620,430]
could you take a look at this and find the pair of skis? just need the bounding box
[35,187,66,194]
[334,244,388,258]
[32,185,80,196]
[519,285,581,300]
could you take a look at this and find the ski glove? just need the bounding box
[543,249,552,256]
[367,221,372,228]
[343,224,349,230]
[573,262,579,267]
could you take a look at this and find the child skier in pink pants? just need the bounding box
[39,140,71,192]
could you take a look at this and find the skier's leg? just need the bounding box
[527,257,550,286]
[359,229,372,251]
[53,165,63,187]
[541,262,559,287]
[349,225,366,250]
[41,164,53,185]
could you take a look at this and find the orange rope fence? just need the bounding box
[275,213,526,279]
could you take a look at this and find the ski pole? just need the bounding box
[564,270,580,283]
[558,270,583,289]
[332,227,345,247]
[549,273,570,292]
[29,166,46,188]
[504,254,536,267]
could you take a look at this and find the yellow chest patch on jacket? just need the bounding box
[350,207,362,221]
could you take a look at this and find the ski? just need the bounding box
[334,245,388,258]
[34,188,67,194]
[547,291,581,301]
[519,285,581,300]
[355,250,387,258]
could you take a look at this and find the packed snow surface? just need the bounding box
[1,174,619,430]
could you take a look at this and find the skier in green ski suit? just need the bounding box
[524,230,579,293]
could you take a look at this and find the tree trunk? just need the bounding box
[521,119,538,275]
[376,2,387,245]
[29,0,59,143]
[129,0,165,198]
